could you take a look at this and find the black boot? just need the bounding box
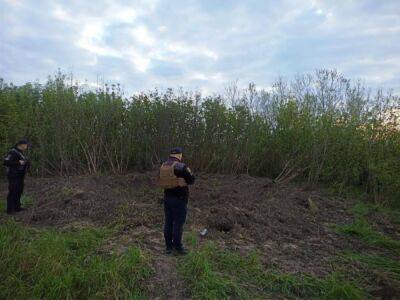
[175,247,188,255]
[165,247,173,255]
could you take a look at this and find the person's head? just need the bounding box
[16,139,29,151]
[169,147,183,161]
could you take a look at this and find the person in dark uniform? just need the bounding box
[3,139,30,214]
[159,147,195,255]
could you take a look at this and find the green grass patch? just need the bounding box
[344,252,400,282]
[336,202,400,254]
[179,242,365,299]
[0,220,152,299]
[21,195,34,207]
[337,219,400,254]
[352,202,400,224]
[0,196,34,211]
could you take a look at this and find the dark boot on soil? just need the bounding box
[16,208,25,212]
[174,247,188,256]
[165,247,173,255]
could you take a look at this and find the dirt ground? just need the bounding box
[1,172,399,299]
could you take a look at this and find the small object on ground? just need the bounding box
[283,243,298,251]
[200,228,208,236]
[307,197,318,214]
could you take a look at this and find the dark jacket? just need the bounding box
[164,157,195,202]
[3,147,30,178]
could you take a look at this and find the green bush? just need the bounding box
[1,70,399,205]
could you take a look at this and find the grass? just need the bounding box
[2,222,367,300]
[0,196,34,212]
[336,202,400,254]
[178,240,365,299]
[0,220,152,299]
[21,195,34,207]
[337,219,400,253]
[1,199,397,299]
[351,202,400,225]
[344,252,400,282]
[335,202,400,295]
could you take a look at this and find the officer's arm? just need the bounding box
[26,158,31,170]
[175,163,195,185]
[3,151,20,167]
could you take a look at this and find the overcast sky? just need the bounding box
[1,0,399,95]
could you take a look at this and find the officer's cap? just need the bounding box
[16,139,29,146]
[170,147,183,155]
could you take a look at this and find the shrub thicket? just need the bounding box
[1,70,399,205]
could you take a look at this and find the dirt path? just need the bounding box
[152,256,186,300]
[99,223,187,299]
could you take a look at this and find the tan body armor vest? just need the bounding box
[159,161,187,189]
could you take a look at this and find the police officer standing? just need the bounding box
[159,147,195,255]
[3,139,30,214]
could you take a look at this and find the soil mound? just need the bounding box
[0,172,364,275]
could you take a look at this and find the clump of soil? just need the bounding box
[0,171,397,279]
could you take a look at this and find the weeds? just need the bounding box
[0,196,33,212]
[179,242,365,299]
[337,220,400,253]
[352,202,400,225]
[337,202,400,254]
[21,195,34,207]
[0,220,152,299]
[344,252,400,282]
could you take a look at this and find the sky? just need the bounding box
[1,0,399,95]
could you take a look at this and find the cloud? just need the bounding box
[0,0,399,94]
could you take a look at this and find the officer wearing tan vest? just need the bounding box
[159,147,195,255]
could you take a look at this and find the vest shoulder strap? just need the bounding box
[11,149,26,160]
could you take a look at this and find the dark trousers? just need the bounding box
[164,196,187,250]
[7,176,24,213]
